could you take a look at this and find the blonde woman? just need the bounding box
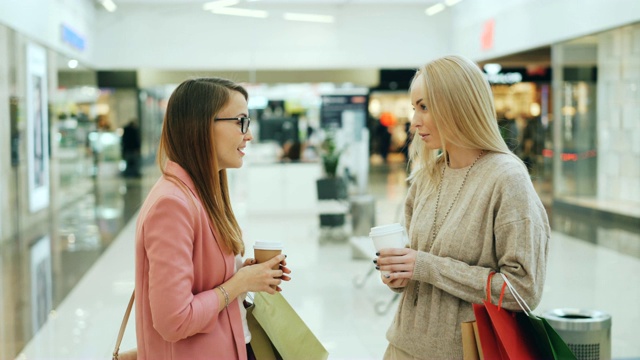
[375,55,549,359]
[135,78,291,359]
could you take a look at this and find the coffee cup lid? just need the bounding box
[369,223,404,237]
[253,241,283,250]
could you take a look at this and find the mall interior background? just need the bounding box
[1,0,639,358]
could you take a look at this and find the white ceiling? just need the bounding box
[115,0,439,4]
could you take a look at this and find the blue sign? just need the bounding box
[61,24,85,51]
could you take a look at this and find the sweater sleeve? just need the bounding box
[411,164,549,311]
[143,195,221,342]
[384,180,419,294]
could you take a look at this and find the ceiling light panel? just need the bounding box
[100,0,117,12]
[202,0,240,10]
[283,12,334,23]
[425,3,445,16]
[210,7,269,18]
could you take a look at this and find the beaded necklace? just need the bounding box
[413,150,484,306]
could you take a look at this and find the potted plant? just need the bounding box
[321,131,342,178]
[316,130,347,227]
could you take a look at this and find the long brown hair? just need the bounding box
[157,77,247,255]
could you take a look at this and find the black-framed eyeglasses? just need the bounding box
[215,116,251,134]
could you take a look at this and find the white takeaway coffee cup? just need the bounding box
[369,223,408,275]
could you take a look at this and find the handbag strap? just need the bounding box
[113,290,135,359]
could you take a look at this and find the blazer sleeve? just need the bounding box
[143,194,221,342]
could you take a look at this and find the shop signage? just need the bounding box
[320,94,368,128]
[485,71,523,84]
[483,64,551,84]
[481,19,495,51]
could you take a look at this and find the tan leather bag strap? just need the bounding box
[113,290,135,359]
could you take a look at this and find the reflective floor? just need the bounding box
[2,160,640,359]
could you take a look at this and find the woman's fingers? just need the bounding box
[266,254,286,268]
[378,248,410,257]
[378,248,416,264]
[380,263,413,272]
[279,265,292,274]
[389,278,409,288]
[386,271,413,279]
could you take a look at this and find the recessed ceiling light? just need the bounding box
[425,3,445,16]
[100,0,117,12]
[210,7,268,18]
[445,0,462,6]
[202,0,240,10]
[68,59,79,69]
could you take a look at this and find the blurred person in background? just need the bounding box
[374,55,549,359]
[121,119,141,177]
[135,77,291,360]
[522,114,546,174]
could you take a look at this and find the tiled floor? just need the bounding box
[4,160,640,359]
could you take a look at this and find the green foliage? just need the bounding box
[321,131,342,178]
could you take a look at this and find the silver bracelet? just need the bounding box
[218,285,230,308]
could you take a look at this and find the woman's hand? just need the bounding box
[278,257,292,289]
[375,248,417,288]
[382,275,409,288]
[236,254,289,294]
[244,257,291,281]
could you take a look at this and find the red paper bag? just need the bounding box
[472,272,548,360]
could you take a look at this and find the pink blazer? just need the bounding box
[134,161,246,359]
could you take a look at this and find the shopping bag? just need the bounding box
[499,274,576,360]
[461,321,482,360]
[472,300,509,359]
[473,272,577,360]
[251,292,329,360]
[472,322,483,360]
[472,272,546,360]
[246,301,282,360]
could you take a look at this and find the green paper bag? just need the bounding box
[495,273,577,360]
[246,302,282,360]
[251,292,329,360]
[527,315,577,360]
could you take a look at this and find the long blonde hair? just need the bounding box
[407,55,523,197]
[157,77,246,256]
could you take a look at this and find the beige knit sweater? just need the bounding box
[385,151,549,359]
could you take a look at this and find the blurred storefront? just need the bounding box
[478,52,554,205]
[368,69,415,165]
[483,24,640,251]
[550,24,640,247]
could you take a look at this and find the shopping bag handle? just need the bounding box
[485,271,508,309]
[498,273,533,315]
